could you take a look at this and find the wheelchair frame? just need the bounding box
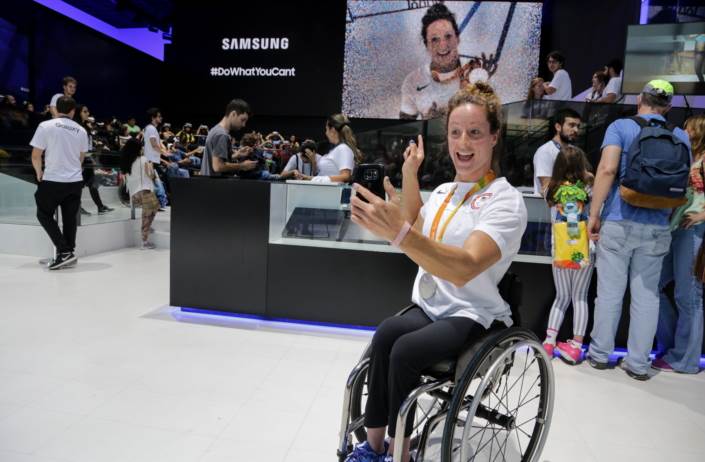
[337,274,555,462]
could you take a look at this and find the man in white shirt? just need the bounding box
[30,96,88,270]
[533,108,582,196]
[143,107,169,208]
[597,59,623,103]
[49,76,77,118]
[543,51,572,101]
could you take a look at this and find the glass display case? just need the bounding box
[269,181,552,263]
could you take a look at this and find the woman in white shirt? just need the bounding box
[119,138,159,249]
[281,140,321,180]
[586,70,608,102]
[345,83,527,462]
[297,114,363,183]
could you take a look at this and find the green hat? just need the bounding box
[642,79,674,103]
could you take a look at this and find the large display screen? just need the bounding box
[623,21,705,95]
[342,1,542,119]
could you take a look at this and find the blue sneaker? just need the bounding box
[345,441,387,462]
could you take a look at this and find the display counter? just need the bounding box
[170,177,592,341]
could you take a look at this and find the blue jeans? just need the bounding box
[657,223,705,373]
[588,220,671,374]
[153,176,167,208]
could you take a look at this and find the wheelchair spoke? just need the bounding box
[501,356,537,401]
[513,423,524,456]
[512,375,541,416]
[516,426,532,439]
[516,415,538,429]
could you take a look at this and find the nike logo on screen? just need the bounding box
[416,83,430,91]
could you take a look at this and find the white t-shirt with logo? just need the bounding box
[411,178,528,328]
[533,140,561,195]
[544,69,572,101]
[400,64,463,119]
[30,117,88,182]
[127,156,154,196]
[604,76,622,101]
[143,124,161,163]
[316,143,356,177]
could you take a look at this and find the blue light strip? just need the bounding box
[178,307,376,333]
[639,0,651,25]
[33,0,169,60]
[178,307,705,365]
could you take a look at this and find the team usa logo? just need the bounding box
[470,193,493,210]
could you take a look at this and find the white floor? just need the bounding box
[0,249,704,462]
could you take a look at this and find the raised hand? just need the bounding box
[402,135,425,176]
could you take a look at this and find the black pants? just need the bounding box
[364,306,482,437]
[82,168,105,209]
[35,180,83,253]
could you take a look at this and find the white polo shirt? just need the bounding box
[29,117,88,183]
[400,64,464,119]
[49,93,64,109]
[143,124,161,163]
[411,177,528,328]
[544,69,572,101]
[533,140,561,195]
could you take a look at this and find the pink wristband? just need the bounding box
[391,221,412,247]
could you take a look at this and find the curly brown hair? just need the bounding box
[685,114,705,161]
[445,82,503,172]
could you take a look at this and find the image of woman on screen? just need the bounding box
[296,114,364,183]
[399,3,496,120]
[695,33,705,83]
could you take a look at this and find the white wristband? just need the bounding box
[391,221,412,247]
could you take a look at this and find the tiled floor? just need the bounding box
[0,249,704,461]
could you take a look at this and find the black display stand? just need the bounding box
[170,177,704,353]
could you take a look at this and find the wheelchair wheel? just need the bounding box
[440,327,554,462]
[349,352,445,448]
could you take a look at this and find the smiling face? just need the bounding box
[447,103,498,182]
[426,19,460,72]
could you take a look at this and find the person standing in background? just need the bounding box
[597,59,623,104]
[30,96,88,269]
[199,99,258,176]
[533,108,582,196]
[49,76,77,118]
[73,104,113,215]
[655,114,705,374]
[143,108,168,209]
[543,51,572,101]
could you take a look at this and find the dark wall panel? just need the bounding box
[170,178,270,315]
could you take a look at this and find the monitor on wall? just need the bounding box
[623,21,705,95]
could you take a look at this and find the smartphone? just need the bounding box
[353,163,385,203]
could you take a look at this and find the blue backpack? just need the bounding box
[619,116,690,209]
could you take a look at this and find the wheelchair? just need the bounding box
[338,273,555,462]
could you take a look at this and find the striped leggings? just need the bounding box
[547,264,594,337]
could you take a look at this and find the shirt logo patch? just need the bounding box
[470,193,493,210]
[416,83,431,92]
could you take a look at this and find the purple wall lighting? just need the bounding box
[33,0,170,61]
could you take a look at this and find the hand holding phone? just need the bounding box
[353,164,385,203]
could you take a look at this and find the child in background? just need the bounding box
[543,145,595,364]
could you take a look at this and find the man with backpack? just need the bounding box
[586,80,691,380]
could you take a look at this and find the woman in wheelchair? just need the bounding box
[346,83,529,462]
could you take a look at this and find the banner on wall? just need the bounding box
[342,1,542,120]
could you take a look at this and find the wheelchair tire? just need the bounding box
[440,327,554,462]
